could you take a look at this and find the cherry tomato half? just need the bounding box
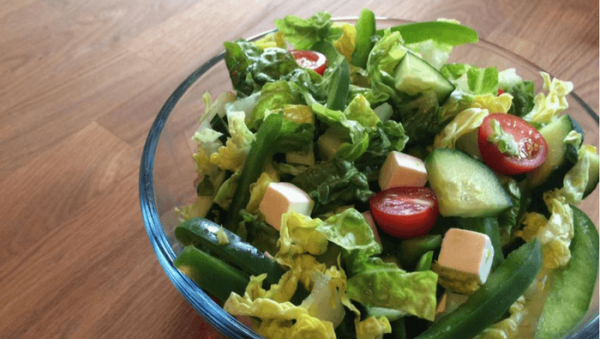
[478,113,548,175]
[369,187,439,239]
[497,88,505,96]
[290,50,327,75]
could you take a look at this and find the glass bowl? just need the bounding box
[139,18,599,339]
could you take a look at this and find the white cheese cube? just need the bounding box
[435,291,469,319]
[362,211,382,244]
[437,228,494,284]
[258,182,314,230]
[378,151,428,190]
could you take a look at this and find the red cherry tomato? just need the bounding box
[497,88,505,96]
[369,187,439,239]
[478,113,548,175]
[290,50,327,75]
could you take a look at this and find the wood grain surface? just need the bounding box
[1,0,598,338]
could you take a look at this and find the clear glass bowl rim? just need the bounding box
[139,17,599,339]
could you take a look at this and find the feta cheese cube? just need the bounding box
[362,211,381,244]
[317,128,345,161]
[437,228,495,285]
[378,151,428,190]
[258,182,314,230]
[435,291,469,319]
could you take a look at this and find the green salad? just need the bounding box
[172,9,599,339]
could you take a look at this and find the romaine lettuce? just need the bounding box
[210,110,255,172]
[275,12,343,50]
[441,63,499,95]
[522,72,573,125]
[291,158,373,215]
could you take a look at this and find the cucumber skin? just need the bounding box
[174,246,249,302]
[416,239,542,339]
[536,206,599,339]
[175,217,285,285]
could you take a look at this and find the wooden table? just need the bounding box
[1,0,598,338]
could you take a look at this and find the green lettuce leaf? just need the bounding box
[248,81,301,129]
[396,90,440,143]
[291,158,373,215]
[545,143,594,206]
[210,110,255,172]
[499,69,536,117]
[224,40,298,96]
[275,12,342,50]
[441,63,499,95]
[279,212,329,258]
[354,120,409,181]
[345,256,438,321]
[317,209,382,256]
[238,210,280,255]
[434,108,490,149]
[311,103,370,161]
[523,72,574,126]
[213,172,240,210]
[345,94,381,128]
[366,29,409,104]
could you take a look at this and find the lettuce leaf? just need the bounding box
[275,12,342,50]
[519,195,574,269]
[210,110,255,172]
[248,81,301,129]
[238,210,280,255]
[278,212,329,258]
[224,274,337,339]
[332,22,356,62]
[499,68,535,117]
[545,143,594,206]
[291,158,373,215]
[365,29,408,104]
[354,120,409,181]
[224,40,298,96]
[346,256,438,320]
[433,108,490,149]
[522,72,573,126]
[345,94,381,128]
[317,209,382,257]
[213,172,240,210]
[246,169,279,214]
[254,32,286,50]
[441,63,499,95]
[311,103,370,161]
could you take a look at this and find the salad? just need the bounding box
[171,9,599,339]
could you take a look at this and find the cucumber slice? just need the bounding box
[425,148,512,217]
[527,114,584,190]
[394,52,455,104]
[583,151,599,198]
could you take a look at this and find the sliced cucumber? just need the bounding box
[527,114,584,190]
[425,148,512,217]
[583,151,599,198]
[394,52,455,104]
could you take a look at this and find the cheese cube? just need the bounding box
[362,211,382,244]
[437,228,494,285]
[258,182,314,230]
[378,151,428,190]
[435,291,469,319]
